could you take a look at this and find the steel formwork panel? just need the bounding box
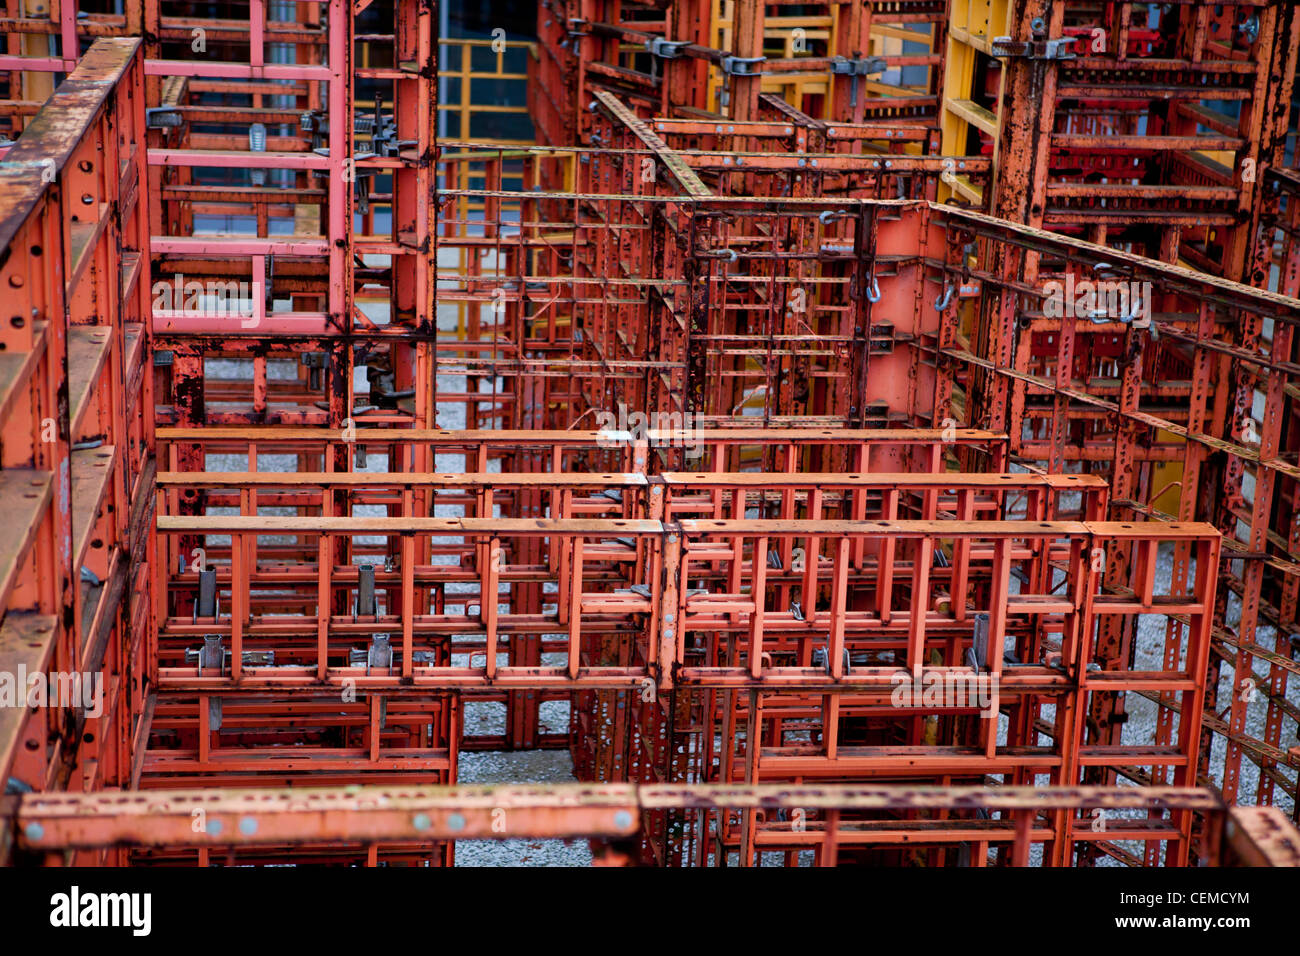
[14,782,1280,869]
[0,40,154,865]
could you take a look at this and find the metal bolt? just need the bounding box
[614,810,634,829]
[413,813,432,831]
[447,812,466,831]
[25,822,44,841]
[239,816,258,835]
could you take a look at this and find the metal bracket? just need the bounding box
[351,635,394,675]
[1238,13,1260,44]
[829,55,885,76]
[965,612,991,671]
[646,38,688,59]
[720,55,765,76]
[989,36,1076,61]
[368,635,393,674]
[145,107,184,129]
[196,568,218,618]
[195,635,224,671]
[299,110,326,133]
[868,322,895,353]
[812,645,851,675]
[356,565,377,617]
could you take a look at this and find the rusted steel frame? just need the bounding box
[1226,806,1300,866]
[1215,8,1300,804]
[1087,299,1149,788]
[1221,340,1293,803]
[1259,168,1300,816]
[570,6,941,127]
[568,131,982,205]
[939,196,1299,809]
[691,522,1216,853]
[11,782,1240,859]
[675,518,1216,703]
[0,38,154,832]
[943,203,1300,325]
[1151,299,1216,842]
[153,514,665,693]
[660,472,1108,524]
[4,58,331,83]
[969,2,1298,273]
[137,695,457,787]
[673,151,985,177]
[0,13,328,44]
[946,219,1300,468]
[148,514,1214,694]
[710,779,1225,866]
[15,784,635,850]
[137,0,356,453]
[152,426,1008,476]
[390,0,437,434]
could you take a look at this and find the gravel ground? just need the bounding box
[455,694,593,867]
